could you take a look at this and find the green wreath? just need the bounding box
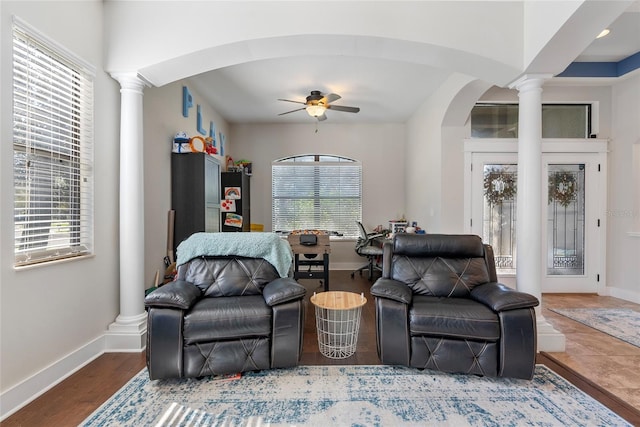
[548,171,577,207]
[483,168,517,206]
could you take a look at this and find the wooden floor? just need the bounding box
[3,270,640,426]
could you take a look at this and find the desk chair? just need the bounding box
[351,221,384,281]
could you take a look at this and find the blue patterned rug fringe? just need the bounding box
[549,308,640,348]
[81,365,630,427]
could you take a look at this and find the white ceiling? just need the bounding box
[189,55,452,124]
[575,1,640,62]
[187,2,640,125]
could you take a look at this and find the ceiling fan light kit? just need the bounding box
[306,104,327,117]
[278,90,360,121]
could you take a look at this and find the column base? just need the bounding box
[537,317,566,352]
[105,312,147,351]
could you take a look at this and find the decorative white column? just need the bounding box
[106,72,149,350]
[510,74,565,352]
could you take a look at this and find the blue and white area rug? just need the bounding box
[549,308,640,348]
[81,365,629,426]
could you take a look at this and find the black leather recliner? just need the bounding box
[144,256,306,380]
[370,234,539,379]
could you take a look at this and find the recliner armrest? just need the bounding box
[263,278,306,306]
[471,282,539,312]
[144,280,202,310]
[371,278,413,305]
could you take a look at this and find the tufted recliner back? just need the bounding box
[177,256,280,297]
[388,234,490,298]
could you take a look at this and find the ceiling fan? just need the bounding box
[278,90,360,121]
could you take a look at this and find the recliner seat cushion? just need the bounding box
[391,256,490,297]
[409,296,500,341]
[183,295,271,343]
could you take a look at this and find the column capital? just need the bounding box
[110,72,151,93]
[508,74,553,92]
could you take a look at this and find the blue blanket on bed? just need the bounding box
[176,232,293,278]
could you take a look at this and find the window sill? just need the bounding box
[14,253,95,271]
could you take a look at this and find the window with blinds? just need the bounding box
[13,19,94,267]
[272,155,362,238]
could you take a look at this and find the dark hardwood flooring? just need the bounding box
[3,271,639,426]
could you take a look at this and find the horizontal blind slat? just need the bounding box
[272,157,362,237]
[13,21,94,267]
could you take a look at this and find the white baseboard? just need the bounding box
[0,336,105,421]
[0,327,147,421]
[607,285,640,304]
[537,318,566,352]
[105,330,147,352]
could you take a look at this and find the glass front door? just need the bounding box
[547,164,585,276]
[482,163,517,275]
[470,152,603,292]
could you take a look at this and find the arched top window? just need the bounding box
[272,154,362,238]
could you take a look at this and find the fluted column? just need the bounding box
[106,72,149,350]
[510,74,565,352]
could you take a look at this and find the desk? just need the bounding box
[288,234,331,291]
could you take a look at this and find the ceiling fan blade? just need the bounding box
[278,98,306,105]
[278,107,306,116]
[325,93,341,103]
[317,113,328,121]
[327,105,360,113]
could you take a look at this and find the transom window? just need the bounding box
[13,18,94,267]
[471,103,592,138]
[272,155,362,238]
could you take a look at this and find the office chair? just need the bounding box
[351,221,384,281]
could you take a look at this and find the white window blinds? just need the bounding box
[272,155,362,238]
[13,19,94,266]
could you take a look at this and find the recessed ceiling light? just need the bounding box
[596,29,610,39]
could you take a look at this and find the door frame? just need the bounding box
[463,138,608,294]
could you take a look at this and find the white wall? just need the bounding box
[608,72,640,302]
[230,122,405,269]
[405,74,482,233]
[143,80,229,288]
[0,1,121,416]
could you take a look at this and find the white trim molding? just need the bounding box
[0,337,105,421]
[0,331,146,421]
